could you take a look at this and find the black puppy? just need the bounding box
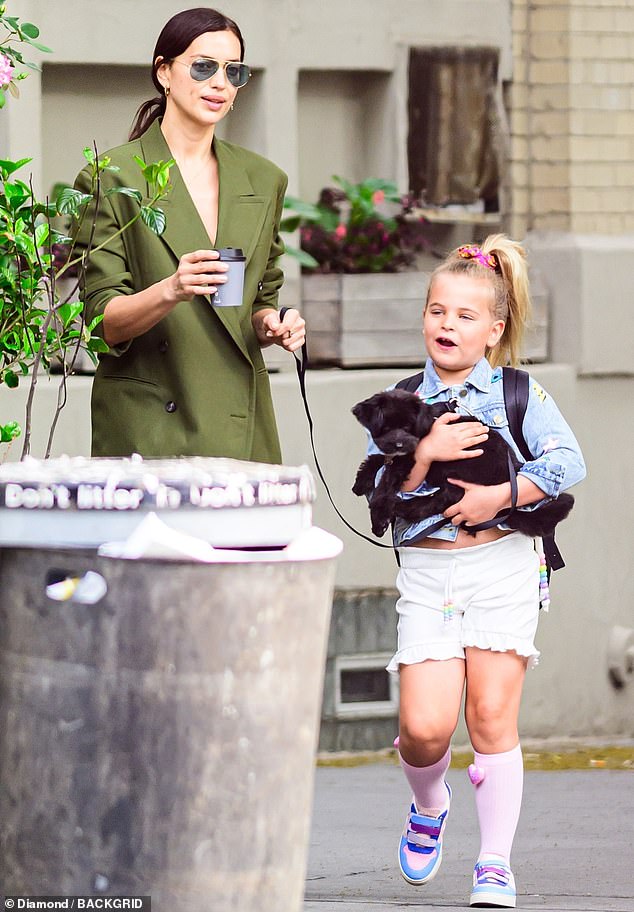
[352,388,573,538]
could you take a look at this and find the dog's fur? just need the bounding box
[352,388,574,538]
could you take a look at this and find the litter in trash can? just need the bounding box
[45,569,108,604]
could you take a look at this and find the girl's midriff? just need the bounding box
[411,527,513,550]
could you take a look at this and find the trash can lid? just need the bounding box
[0,455,316,549]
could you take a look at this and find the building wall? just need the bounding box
[510,0,634,237]
[2,1,634,744]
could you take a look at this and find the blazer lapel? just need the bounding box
[139,120,209,262]
[138,122,254,361]
[214,137,270,263]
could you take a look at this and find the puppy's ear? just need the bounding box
[352,396,382,432]
[414,401,435,438]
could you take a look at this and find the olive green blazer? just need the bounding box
[75,119,286,462]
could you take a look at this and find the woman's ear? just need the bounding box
[155,56,169,91]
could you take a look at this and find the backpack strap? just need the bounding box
[502,367,533,462]
[395,370,425,393]
[502,367,564,573]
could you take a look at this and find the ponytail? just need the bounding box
[481,234,531,368]
[129,95,166,142]
[426,233,532,368]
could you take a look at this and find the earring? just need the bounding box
[230,102,234,111]
[165,86,170,97]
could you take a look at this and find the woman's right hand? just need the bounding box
[164,249,228,304]
[416,412,489,463]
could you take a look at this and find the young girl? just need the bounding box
[372,236,585,906]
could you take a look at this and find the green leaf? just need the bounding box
[86,314,104,333]
[57,187,92,216]
[35,222,49,247]
[2,369,19,389]
[284,247,319,269]
[0,92,5,110]
[283,196,322,220]
[0,157,32,178]
[82,147,96,164]
[86,336,109,353]
[279,215,301,233]
[104,185,142,203]
[19,21,39,38]
[56,301,83,326]
[140,205,166,236]
[0,421,21,443]
[22,38,52,54]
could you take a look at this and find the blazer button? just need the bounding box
[258,281,263,291]
[159,339,169,353]
[165,401,177,413]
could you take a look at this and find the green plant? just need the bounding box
[0,3,173,459]
[280,176,429,274]
[0,1,51,108]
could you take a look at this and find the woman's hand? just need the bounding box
[253,307,306,352]
[164,249,228,304]
[443,479,510,526]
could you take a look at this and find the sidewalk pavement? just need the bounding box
[304,762,634,912]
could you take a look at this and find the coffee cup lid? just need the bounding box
[218,247,245,261]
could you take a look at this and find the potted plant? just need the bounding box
[0,4,172,460]
[281,176,432,367]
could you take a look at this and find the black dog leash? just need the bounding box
[289,339,397,551]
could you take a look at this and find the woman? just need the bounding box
[74,7,304,460]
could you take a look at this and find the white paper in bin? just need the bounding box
[97,511,343,563]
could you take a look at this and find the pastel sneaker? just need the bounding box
[470,857,517,907]
[398,783,451,885]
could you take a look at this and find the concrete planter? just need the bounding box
[302,270,548,367]
[302,271,429,368]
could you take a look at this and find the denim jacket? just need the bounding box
[366,358,586,546]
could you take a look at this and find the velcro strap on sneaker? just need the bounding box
[407,814,443,848]
[476,863,510,885]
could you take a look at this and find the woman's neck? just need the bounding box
[160,111,216,165]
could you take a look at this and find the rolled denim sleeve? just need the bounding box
[517,377,586,498]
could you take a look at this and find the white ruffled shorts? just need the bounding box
[387,532,540,675]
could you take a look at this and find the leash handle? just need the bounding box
[291,342,397,551]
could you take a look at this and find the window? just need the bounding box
[408,47,504,212]
[334,653,399,719]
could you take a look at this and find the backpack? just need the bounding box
[394,366,564,575]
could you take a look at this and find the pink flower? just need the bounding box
[0,54,14,88]
[334,224,347,239]
[372,190,385,204]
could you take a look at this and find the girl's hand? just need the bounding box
[258,307,306,352]
[165,250,229,303]
[443,479,511,526]
[402,414,490,491]
[416,413,489,463]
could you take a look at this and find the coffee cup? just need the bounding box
[211,247,246,307]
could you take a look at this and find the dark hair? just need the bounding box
[128,7,245,141]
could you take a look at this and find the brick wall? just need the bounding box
[511,0,634,237]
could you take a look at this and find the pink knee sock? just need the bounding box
[472,743,523,864]
[399,748,451,817]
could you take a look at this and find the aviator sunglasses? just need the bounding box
[173,57,251,88]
